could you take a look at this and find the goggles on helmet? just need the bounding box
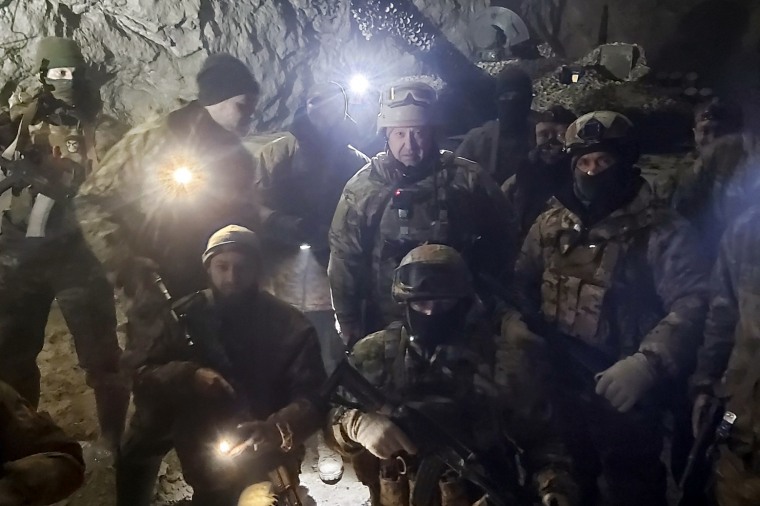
[578,118,605,143]
[409,298,459,316]
[384,84,436,109]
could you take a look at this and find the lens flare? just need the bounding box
[299,243,311,250]
[349,74,370,95]
[218,439,232,455]
[173,166,194,185]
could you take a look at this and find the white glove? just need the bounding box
[342,410,417,459]
[595,353,657,413]
[542,492,573,506]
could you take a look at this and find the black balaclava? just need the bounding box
[404,299,470,354]
[496,67,533,134]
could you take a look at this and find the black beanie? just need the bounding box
[196,53,260,106]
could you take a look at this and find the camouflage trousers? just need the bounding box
[0,240,125,407]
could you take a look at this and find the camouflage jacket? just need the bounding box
[455,119,533,185]
[673,134,760,263]
[327,320,575,501]
[247,115,369,312]
[0,380,84,504]
[328,150,514,333]
[509,182,709,378]
[691,206,760,456]
[0,93,128,248]
[73,101,260,297]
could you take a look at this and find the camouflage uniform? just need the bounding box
[0,82,129,451]
[118,287,326,506]
[327,317,575,506]
[506,182,709,505]
[691,206,760,506]
[455,119,533,185]
[74,101,260,370]
[247,113,368,371]
[0,380,85,504]
[672,133,760,263]
[328,151,513,336]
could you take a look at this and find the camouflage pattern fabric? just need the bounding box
[0,380,85,504]
[328,150,513,335]
[691,207,760,504]
[505,181,709,505]
[326,320,576,506]
[455,119,533,185]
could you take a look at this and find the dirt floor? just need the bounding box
[38,304,369,506]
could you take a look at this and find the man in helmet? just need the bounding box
[0,36,129,453]
[502,110,709,505]
[328,79,513,347]
[456,66,534,185]
[0,379,85,505]
[326,244,578,506]
[501,105,577,247]
[247,81,369,483]
[671,98,758,264]
[116,225,326,506]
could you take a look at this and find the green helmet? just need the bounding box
[35,37,85,72]
[565,110,638,164]
[377,81,437,133]
[392,244,473,303]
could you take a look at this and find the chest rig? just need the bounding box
[1,98,96,238]
[378,165,452,266]
[540,219,636,348]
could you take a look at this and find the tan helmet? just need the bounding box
[377,80,437,133]
[565,110,638,163]
[202,225,261,266]
[392,244,473,303]
[35,37,85,72]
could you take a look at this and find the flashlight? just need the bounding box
[173,166,194,185]
[349,74,370,96]
[217,435,256,458]
[299,243,311,250]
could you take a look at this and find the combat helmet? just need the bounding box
[392,244,473,303]
[377,81,437,133]
[565,111,638,164]
[35,37,85,72]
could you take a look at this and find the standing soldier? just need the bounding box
[503,111,709,505]
[327,245,578,506]
[456,67,534,185]
[691,206,760,506]
[329,80,513,346]
[0,36,129,452]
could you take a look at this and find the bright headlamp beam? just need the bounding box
[299,243,311,250]
[349,74,370,95]
[173,166,194,185]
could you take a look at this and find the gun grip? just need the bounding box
[411,456,446,506]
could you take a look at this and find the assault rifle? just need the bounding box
[0,155,71,201]
[320,359,525,506]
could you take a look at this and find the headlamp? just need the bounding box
[156,155,204,197]
[299,243,311,250]
[216,433,256,459]
[172,166,194,185]
[349,74,370,96]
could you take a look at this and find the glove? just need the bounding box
[542,493,573,506]
[342,410,417,459]
[692,393,713,438]
[233,420,282,454]
[595,353,657,413]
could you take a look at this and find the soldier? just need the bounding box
[329,80,513,347]
[117,225,326,506]
[326,244,577,506]
[73,53,260,372]
[503,111,709,505]
[455,66,534,185]
[671,99,758,263]
[0,36,129,452]
[0,380,85,505]
[501,105,577,247]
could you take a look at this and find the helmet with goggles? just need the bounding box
[377,81,438,133]
[392,244,473,309]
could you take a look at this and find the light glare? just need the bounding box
[300,243,311,250]
[173,166,193,185]
[349,74,370,95]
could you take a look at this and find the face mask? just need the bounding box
[47,79,81,106]
[573,164,623,204]
[405,300,467,352]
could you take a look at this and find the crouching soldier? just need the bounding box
[117,225,326,506]
[0,380,84,505]
[326,244,578,506]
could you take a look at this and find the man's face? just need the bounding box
[45,67,76,81]
[535,121,568,164]
[207,250,258,299]
[306,93,345,131]
[205,93,259,137]
[693,120,718,154]
[575,151,618,176]
[386,126,434,167]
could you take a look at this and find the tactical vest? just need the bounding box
[1,98,96,239]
